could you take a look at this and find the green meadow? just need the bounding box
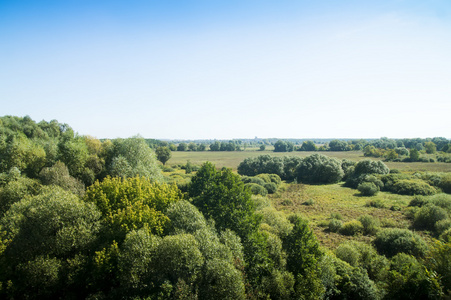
[169,150,451,173]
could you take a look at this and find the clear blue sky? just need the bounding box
[1,0,450,139]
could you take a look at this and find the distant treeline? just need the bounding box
[144,137,451,155]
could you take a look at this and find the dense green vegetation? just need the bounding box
[1,116,450,299]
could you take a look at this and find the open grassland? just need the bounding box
[269,183,414,249]
[166,150,449,250]
[169,150,451,173]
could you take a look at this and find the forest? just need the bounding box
[0,115,450,300]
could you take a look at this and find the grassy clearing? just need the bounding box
[168,150,451,173]
[165,150,449,249]
[270,183,412,249]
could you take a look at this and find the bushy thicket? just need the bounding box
[345,160,389,189]
[296,154,344,184]
[241,173,282,196]
[238,154,349,184]
[374,228,428,258]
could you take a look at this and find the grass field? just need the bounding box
[168,150,451,173]
[269,183,413,249]
[165,150,449,249]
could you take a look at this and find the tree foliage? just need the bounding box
[189,162,260,238]
[296,154,344,184]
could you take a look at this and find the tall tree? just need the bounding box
[155,146,172,165]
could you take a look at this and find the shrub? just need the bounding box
[264,182,278,194]
[366,199,385,209]
[245,183,268,196]
[335,243,360,266]
[346,160,390,188]
[358,182,379,196]
[296,154,344,184]
[413,204,448,231]
[390,205,401,211]
[439,228,451,242]
[385,253,444,300]
[340,220,363,236]
[330,212,343,220]
[268,174,282,185]
[256,174,272,183]
[242,176,266,186]
[237,155,284,178]
[257,206,293,238]
[39,161,85,197]
[409,195,429,207]
[435,219,451,235]
[328,219,342,233]
[429,193,451,210]
[303,199,315,206]
[353,160,390,176]
[439,173,451,193]
[374,228,428,258]
[392,179,436,196]
[358,215,380,235]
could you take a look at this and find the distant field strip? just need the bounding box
[169,150,451,172]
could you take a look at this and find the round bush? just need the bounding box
[435,218,451,235]
[335,243,360,266]
[439,174,451,193]
[166,200,207,234]
[354,160,390,176]
[413,204,448,231]
[242,176,266,186]
[409,195,429,207]
[268,174,282,185]
[340,220,363,236]
[374,228,428,258]
[439,228,451,242]
[392,180,437,196]
[256,174,272,183]
[264,182,278,194]
[245,183,268,196]
[328,219,343,233]
[358,215,380,235]
[358,182,379,196]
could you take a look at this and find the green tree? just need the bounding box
[410,148,420,161]
[177,142,187,151]
[296,154,344,184]
[300,140,317,151]
[0,186,101,299]
[209,141,221,151]
[155,146,172,165]
[84,176,182,240]
[424,142,437,154]
[328,139,349,151]
[188,142,197,151]
[106,136,163,182]
[274,140,294,152]
[189,162,260,238]
[39,161,85,197]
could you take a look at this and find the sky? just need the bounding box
[1,0,450,140]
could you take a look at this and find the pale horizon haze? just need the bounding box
[1,1,450,140]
